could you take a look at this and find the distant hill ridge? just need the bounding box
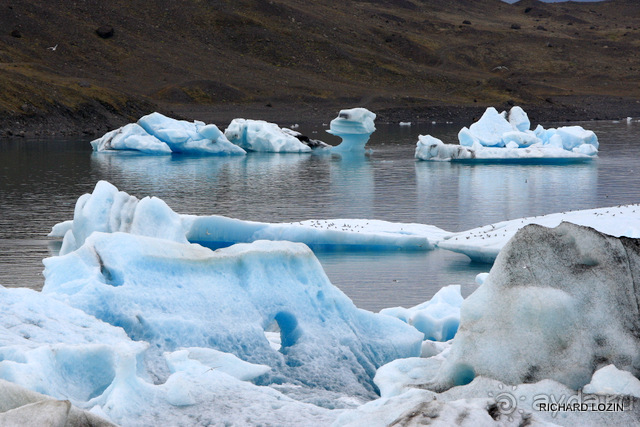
[1,0,639,135]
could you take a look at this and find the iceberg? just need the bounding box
[438,204,640,263]
[224,118,328,152]
[327,108,376,152]
[43,233,423,401]
[51,181,450,255]
[52,182,640,267]
[0,285,339,425]
[336,223,640,427]
[416,106,598,161]
[430,223,640,391]
[91,112,246,155]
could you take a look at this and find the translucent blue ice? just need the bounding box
[327,108,376,152]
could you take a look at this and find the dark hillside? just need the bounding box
[2,0,640,135]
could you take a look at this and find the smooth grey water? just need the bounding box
[1,121,639,311]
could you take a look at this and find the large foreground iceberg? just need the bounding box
[416,106,598,161]
[335,223,640,426]
[0,284,339,425]
[91,112,246,155]
[431,223,640,391]
[43,234,422,402]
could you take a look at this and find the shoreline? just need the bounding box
[2,95,640,139]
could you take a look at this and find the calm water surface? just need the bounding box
[1,121,639,311]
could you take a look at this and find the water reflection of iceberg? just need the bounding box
[415,161,598,230]
[90,153,316,216]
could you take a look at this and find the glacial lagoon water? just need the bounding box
[1,120,640,311]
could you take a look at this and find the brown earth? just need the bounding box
[1,0,640,137]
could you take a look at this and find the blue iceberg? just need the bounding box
[51,181,449,255]
[327,108,376,152]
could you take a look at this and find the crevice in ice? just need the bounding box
[96,252,123,287]
[451,363,475,386]
[273,312,301,351]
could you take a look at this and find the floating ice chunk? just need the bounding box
[417,137,594,161]
[327,108,376,152]
[137,112,246,155]
[50,181,449,252]
[424,106,598,161]
[399,122,411,126]
[457,127,478,147]
[380,285,463,342]
[90,123,172,154]
[438,203,640,263]
[49,220,73,238]
[573,143,599,156]
[224,119,312,152]
[431,223,640,391]
[43,233,422,399]
[584,365,640,398]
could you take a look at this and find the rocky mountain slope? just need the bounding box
[2,0,640,135]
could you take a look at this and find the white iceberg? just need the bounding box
[51,182,640,268]
[327,108,376,152]
[90,123,172,154]
[224,118,328,152]
[91,112,246,155]
[438,204,640,263]
[416,106,598,161]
